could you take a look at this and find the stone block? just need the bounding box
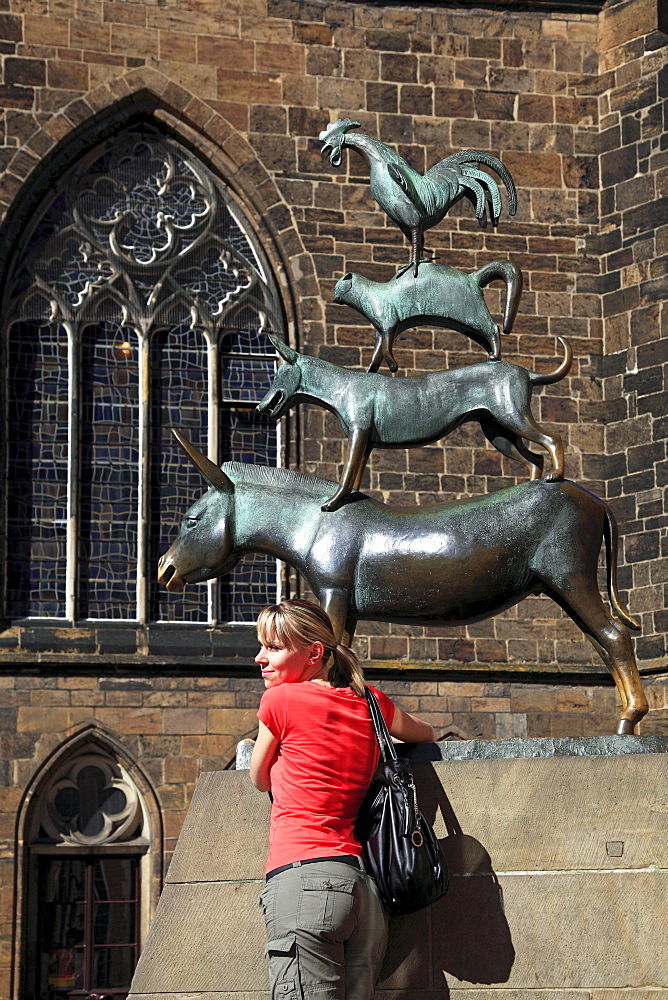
[430,870,668,990]
[365,28,411,52]
[47,60,89,90]
[381,53,417,83]
[4,58,46,87]
[130,881,266,993]
[166,771,270,883]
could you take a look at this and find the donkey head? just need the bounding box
[157,431,240,592]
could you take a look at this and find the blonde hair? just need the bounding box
[256,599,365,697]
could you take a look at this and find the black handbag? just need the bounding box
[355,687,449,916]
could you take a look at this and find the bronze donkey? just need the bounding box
[257,335,571,512]
[158,439,648,736]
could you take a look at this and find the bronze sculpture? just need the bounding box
[319,119,517,276]
[334,260,523,373]
[159,119,649,734]
[257,334,571,512]
[157,433,648,736]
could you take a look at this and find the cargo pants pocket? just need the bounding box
[266,934,300,1000]
[297,874,356,934]
[259,882,274,929]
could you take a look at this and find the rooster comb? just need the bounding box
[318,118,361,143]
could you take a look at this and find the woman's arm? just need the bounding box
[389,707,436,743]
[250,721,280,792]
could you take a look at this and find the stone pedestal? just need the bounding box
[129,737,668,999]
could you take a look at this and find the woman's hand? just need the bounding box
[389,707,436,743]
[250,721,280,791]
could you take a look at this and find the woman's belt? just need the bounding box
[266,854,365,881]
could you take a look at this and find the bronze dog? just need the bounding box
[257,336,572,512]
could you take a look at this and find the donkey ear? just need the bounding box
[172,430,233,493]
[268,333,298,365]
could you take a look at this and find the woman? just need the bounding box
[251,599,436,1000]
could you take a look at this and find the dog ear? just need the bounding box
[268,334,298,365]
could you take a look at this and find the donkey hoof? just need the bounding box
[544,472,564,483]
[321,497,344,513]
[616,718,636,736]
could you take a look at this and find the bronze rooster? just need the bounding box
[319,118,517,277]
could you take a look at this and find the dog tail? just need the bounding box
[472,260,523,334]
[530,336,573,385]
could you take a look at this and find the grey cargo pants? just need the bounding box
[259,860,388,1000]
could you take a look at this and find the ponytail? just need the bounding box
[327,643,366,698]
[256,599,366,697]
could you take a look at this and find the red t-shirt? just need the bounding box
[257,683,395,873]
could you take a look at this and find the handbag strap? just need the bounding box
[364,687,398,763]
[364,687,425,844]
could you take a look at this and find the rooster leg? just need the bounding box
[411,226,422,277]
[395,227,428,279]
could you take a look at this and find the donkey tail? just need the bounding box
[472,260,523,334]
[603,501,641,630]
[530,336,573,385]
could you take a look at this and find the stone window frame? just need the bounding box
[1,121,287,628]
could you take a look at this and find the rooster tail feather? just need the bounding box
[461,166,503,222]
[459,176,488,224]
[448,150,517,215]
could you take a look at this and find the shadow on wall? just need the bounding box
[378,765,515,997]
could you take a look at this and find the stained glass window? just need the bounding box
[4,124,285,624]
[150,323,209,624]
[79,324,140,620]
[6,321,69,618]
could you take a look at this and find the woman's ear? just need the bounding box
[307,641,325,663]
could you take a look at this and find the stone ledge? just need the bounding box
[236,734,668,769]
[338,0,605,11]
[407,733,668,762]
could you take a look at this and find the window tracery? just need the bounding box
[39,754,143,848]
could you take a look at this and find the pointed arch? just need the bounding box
[0,71,322,346]
[16,721,163,844]
[12,723,163,1000]
[1,90,305,624]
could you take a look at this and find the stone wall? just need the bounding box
[595,1,668,667]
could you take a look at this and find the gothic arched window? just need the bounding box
[4,123,285,624]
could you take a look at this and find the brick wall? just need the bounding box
[594,0,668,668]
